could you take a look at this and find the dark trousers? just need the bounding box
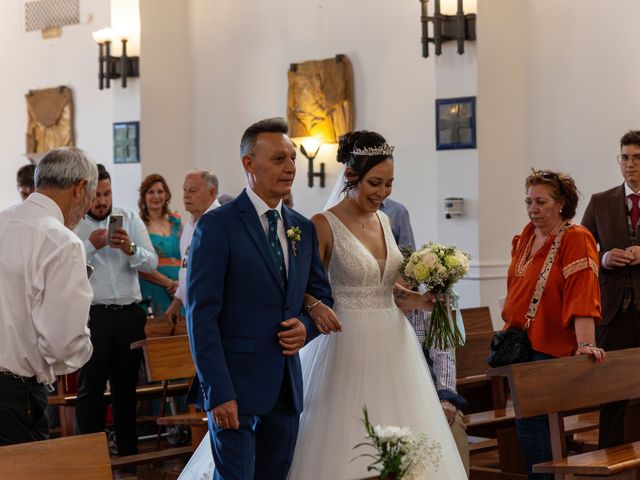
[76,304,145,456]
[0,375,48,446]
[597,301,640,448]
[208,366,298,480]
[515,350,555,480]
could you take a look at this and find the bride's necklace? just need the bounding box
[344,200,375,229]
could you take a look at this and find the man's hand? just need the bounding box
[309,303,342,334]
[441,400,457,426]
[89,228,108,250]
[211,399,239,430]
[606,248,634,267]
[278,318,307,355]
[626,246,640,266]
[109,228,132,254]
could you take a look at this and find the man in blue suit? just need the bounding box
[186,117,334,480]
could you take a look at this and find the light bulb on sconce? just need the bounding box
[298,137,325,188]
[92,27,139,90]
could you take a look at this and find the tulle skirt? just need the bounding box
[287,306,467,479]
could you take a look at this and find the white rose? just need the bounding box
[373,425,412,443]
[422,252,438,269]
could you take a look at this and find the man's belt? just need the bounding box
[92,303,137,311]
[0,370,38,383]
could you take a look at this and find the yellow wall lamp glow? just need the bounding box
[296,137,325,188]
[92,27,140,90]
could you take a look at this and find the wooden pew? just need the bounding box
[0,432,111,479]
[131,335,206,450]
[488,347,640,479]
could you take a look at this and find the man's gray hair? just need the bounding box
[35,147,99,192]
[188,169,219,191]
[240,117,289,158]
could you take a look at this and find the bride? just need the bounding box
[287,130,467,479]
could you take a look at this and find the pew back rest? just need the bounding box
[456,330,495,378]
[460,306,494,334]
[488,347,640,419]
[0,432,111,479]
[132,335,195,382]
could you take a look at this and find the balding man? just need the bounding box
[165,169,221,318]
[0,147,97,445]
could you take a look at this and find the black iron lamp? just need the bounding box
[92,28,140,90]
[299,138,325,188]
[419,0,476,57]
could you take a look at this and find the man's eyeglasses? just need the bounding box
[617,154,640,165]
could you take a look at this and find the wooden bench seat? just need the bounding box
[110,445,194,469]
[0,432,111,479]
[534,441,640,478]
[48,381,190,406]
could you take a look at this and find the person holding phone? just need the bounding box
[74,164,157,457]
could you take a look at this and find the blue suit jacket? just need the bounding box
[186,190,333,415]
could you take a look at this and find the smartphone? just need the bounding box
[107,213,124,239]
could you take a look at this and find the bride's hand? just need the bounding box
[309,302,342,334]
[421,291,436,311]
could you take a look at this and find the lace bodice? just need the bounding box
[321,210,403,311]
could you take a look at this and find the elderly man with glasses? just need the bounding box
[582,129,640,449]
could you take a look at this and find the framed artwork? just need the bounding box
[113,121,139,164]
[435,96,476,150]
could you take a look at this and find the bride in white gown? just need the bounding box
[287,131,466,479]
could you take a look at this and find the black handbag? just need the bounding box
[488,222,571,368]
[487,327,532,367]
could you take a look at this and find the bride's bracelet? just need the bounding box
[578,342,596,348]
[305,300,322,313]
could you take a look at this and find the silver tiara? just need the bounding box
[351,143,395,157]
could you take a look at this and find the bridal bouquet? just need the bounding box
[353,406,441,479]
[400,242,470,349]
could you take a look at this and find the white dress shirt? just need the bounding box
[75,207,158,305]
[175,199,221,302]
[0,193,93,384]
[246,187,289,275]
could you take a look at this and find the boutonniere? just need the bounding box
[287,226,301,256]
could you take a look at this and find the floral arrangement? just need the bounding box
[353,406,441,479]
[400,242,471,349]
[287,226,301,256]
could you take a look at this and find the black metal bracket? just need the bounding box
[420,0,476,57]
[300,144,326,188]
[98,39,140,90]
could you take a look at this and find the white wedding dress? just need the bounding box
[287,211,466,479]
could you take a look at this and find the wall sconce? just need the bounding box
[419,0,476,57]
[92,28,140,90]
[298,137,325,188]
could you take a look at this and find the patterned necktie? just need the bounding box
[631,194,640,231]
[266,209,287,285]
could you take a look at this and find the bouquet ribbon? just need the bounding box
[446,291,466,347]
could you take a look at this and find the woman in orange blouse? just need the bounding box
[502,170,605,479]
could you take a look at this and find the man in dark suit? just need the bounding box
[186,117,334,480]
[582,129,640,448]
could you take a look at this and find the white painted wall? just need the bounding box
[0,0,142,212]
[183,0,438,244]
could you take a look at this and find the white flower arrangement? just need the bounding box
[400,242,471,349]
[353,406,442,479]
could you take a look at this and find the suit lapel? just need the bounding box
[282,206,298,298]
[609,184,630,245]
[237,191,285,292]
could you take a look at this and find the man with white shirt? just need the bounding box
[74,164,157,456]
[164,169,220,319]
[0,147,97,445]
[582,129,640,449]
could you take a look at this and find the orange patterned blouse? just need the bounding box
[502,222,602,358]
